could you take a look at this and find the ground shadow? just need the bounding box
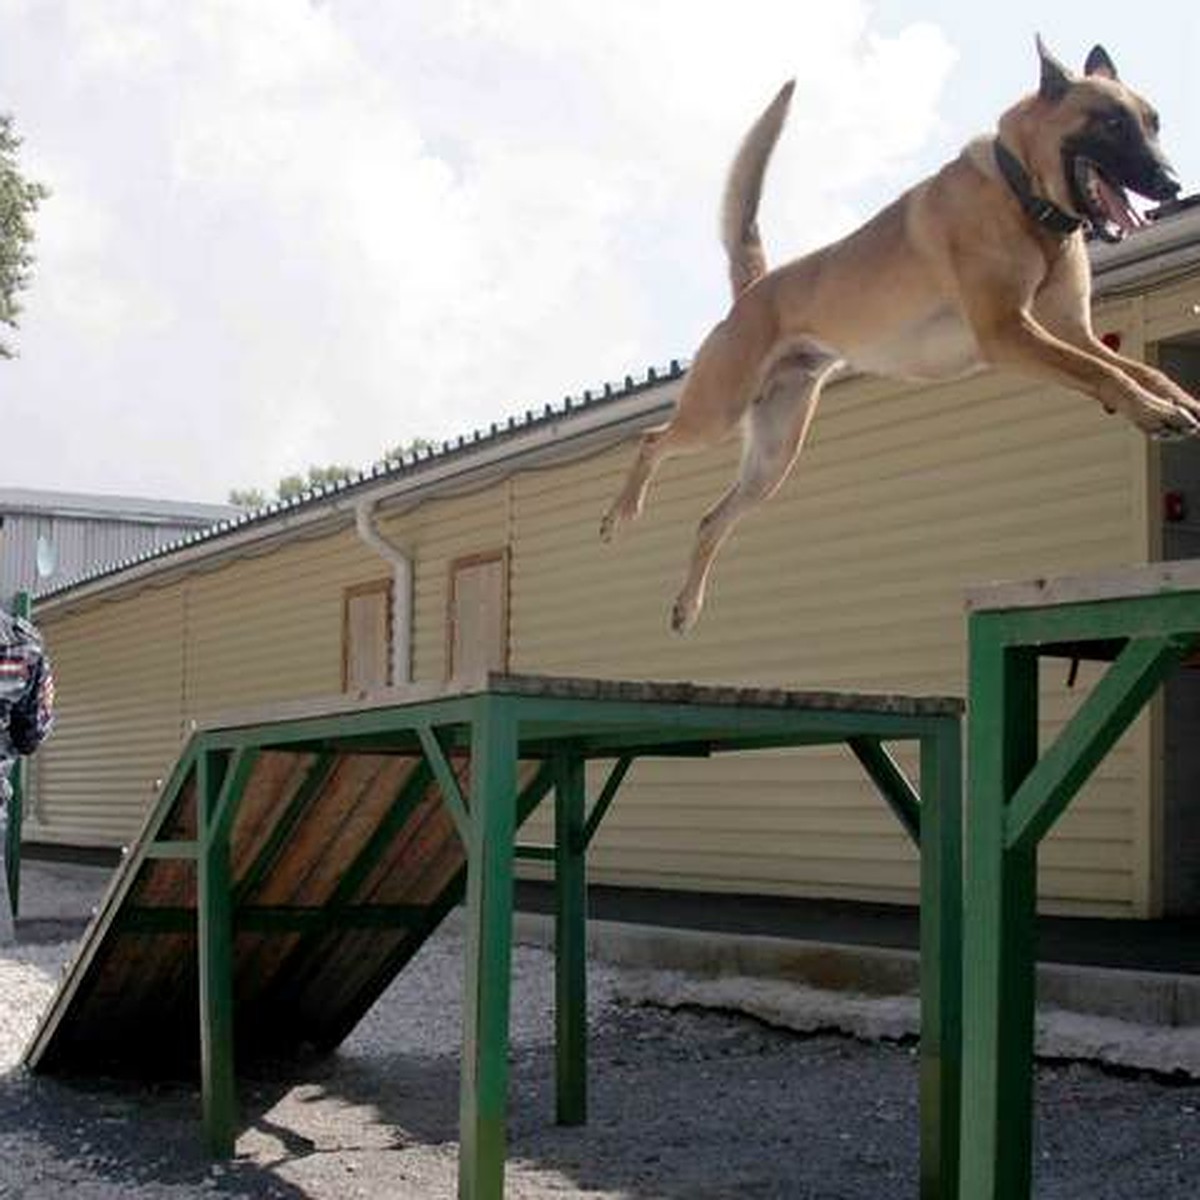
[7,997,1199,1199]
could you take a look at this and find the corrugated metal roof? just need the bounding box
[33,360,687,603]
[28,195,1200,609]
[0,487,237,525]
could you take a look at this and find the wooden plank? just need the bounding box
[966,559,1200,613]
[202,671,963,734]
[484,673,964,717]
[252,755,412,906]
[229,751,317,884]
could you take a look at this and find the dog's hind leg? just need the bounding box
[601,339,751,542]
[599,420,683,542]
[670,352,838,633]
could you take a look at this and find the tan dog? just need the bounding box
[601,39,1199,634]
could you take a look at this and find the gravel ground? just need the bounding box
[3,923,1200,1199]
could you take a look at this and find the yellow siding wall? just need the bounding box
[399,487,511,682]
[31,585,186,846]
[29,295,1175,915]
[181,530,385,722]
[1144,278,1200,345]
[30,529,388,846]
[508,311,1151,916]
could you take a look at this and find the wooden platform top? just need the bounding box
[966,559,1200,613]
[204,672,963,732]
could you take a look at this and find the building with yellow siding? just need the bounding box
[23,207,1200,920]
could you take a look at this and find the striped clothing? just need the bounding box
[0,611,54,805]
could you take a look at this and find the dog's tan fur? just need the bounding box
[601,40,1200,633]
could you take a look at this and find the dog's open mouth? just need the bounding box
[1073,158,1146,243]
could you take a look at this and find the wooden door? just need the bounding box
[447,551,509,680]
[342,579,392,693]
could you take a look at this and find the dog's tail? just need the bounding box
[720,79,795,300]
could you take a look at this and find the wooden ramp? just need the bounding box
[25,701,535,1075]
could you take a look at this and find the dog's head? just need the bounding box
[1022,38,1180,242]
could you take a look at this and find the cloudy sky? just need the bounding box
[3,1,1199,503]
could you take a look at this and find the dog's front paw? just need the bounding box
[1130,391,1200,439]
[1170,390,1200,437]
[1157,403,1200,440]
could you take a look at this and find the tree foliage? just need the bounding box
[227,441,432,508]
[0,113,49,360]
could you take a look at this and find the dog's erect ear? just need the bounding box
[1036,34,1073,102]
[1084,45,1119,81]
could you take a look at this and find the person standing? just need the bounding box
[1,608,54,944]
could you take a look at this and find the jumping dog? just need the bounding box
[601,39,1196,633]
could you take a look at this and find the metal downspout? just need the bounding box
[354,498,413,685]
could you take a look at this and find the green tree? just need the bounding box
[384,436,434,462]
[229,441,431,508]
[228,463,357,508]
[227,487,267,509]
[1,113,50,359]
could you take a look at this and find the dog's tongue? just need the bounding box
[1094,173,1143,233]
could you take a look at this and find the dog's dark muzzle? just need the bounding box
[1126,134,1182,201]
[1142,163,1181,202]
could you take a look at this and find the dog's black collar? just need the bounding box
[993,139,1084,237]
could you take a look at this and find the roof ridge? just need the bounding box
[34,359,687,602]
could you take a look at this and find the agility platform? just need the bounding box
[23,673,963,1200]
[961,560,1200,1200]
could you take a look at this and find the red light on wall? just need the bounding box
[1165,491,1188,523]
[1101,331,1122,352]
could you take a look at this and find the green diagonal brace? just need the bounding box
[417,723,470,844]
[1005,634,1193,854]
[848,737,921,845]
[517,759,557,822]
[580,755,634,850]
[211,748,260,840]
[197,747,237,1159]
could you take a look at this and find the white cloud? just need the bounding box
[4,0,956,500]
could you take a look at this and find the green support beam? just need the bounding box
[144,840,199,860]
[960,573,1200,1200]
[196,747,241,1159]
[458,697,519,1200]
[918,722,963,1200]
[554,750,588,1126]
[961,637,1040,1200]
[120,903,430,934]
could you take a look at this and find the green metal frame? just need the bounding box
[174,684,964,1200]
[28,679,962,1199]
[959,589,1200,1199]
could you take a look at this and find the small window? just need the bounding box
[342,579,393,694]
[35,534,58,580]
[447,550,509,680]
